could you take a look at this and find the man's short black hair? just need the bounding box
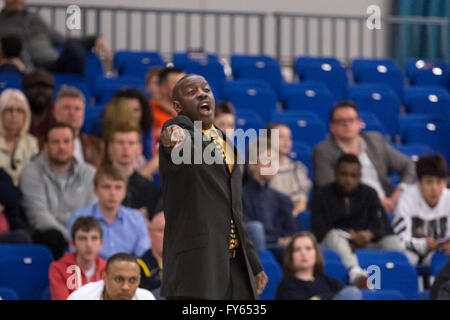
[335,153,361,170]
[105,253,139,272]
[329,100,359,122]
[158,67,184,85]
[417,154,448,179]
[0,36,22,58]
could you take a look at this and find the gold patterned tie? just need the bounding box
[210,128,234,172]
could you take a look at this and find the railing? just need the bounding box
[26,4,450,67]
[274,12,450,66]
[26,4,267,60]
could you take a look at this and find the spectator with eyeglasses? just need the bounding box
[312,101,415,213]
[0,88,38,186]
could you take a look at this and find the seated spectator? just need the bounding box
[0,0,113,75]
[431,259,450,300]
[138,201,164,298]
[68,165,151,259]
[0,88,39,185]
[311,153,404,288]
[104,122,161,217]
[139,67,186,180]
[214,101,235,139]
[49,216,106,300]
[267,123,312,217]
[312,101,415,213]
[67,252,155,300]
[20,122,97,259]
[0,35,25,74]
[22,69,56,140]
[150,67,185,142]
[53,85,104,168]
[393,154,450,267]
[0,167,32,244]
[145,66,163,101]
[112,88,154,161]
[106,122,161,217]
[276,231,362,300]
[92,97,134,142]
[243,137,298,264]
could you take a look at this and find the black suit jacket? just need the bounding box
[159,115,263,299]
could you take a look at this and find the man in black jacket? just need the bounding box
[311,153,405,288]
[158,74,267,300]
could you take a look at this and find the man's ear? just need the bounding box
[173,100,182,114]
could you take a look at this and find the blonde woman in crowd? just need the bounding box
[0,89,39,185]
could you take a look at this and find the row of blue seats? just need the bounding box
[2,70,449,139]
[259,247,448,301]
[0,244,444,300]
[111,51,450,101]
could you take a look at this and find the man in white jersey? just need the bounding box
[67,252,155,300]
[393,154,450,266]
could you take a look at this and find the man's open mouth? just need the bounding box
[199,101,212,114]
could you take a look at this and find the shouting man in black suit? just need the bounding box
[158,74,268,300]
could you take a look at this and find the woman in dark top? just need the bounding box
[276,231,362,300]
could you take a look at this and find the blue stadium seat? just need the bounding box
[294,56,348,101]
[416,290,430,300]
[348,83,401,139]
[85,51,104,94]
[351,58,404,102]
[235,108,266,132]
[53,73,92,103]
[361,289,406,300]
[401,120,450,167]
[398,113,445,141]
[406,59,450,88]
[259,249,278,262]
[288,142,312,179]
[355,249,418,300]
[235,58,283,99]
[40,286,51,300]
[94,76,146,104]
[259,250,282,300]
[296,209,311,231]
[222,80,278,122]
[231,54,278,79]
[321,248,343,263]
[359,112,387,135]
[321,248,349,284]
[173,52,219,69]
[0,286,20,300]
[270,110,327,148]
[431,252,450,276]
[183,60,227,101]
[324,261,349,285]
[0,73,22,94]
[82,104,106,135]
[393,144,433,162]
[114,50,166,77]
[0,244,54,300]
[403,86,450,119]
[234,108,266,159]
[281,81,335,125]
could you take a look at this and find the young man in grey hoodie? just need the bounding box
[20,122,97,259]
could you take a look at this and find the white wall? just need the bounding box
[22,0,395,64]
